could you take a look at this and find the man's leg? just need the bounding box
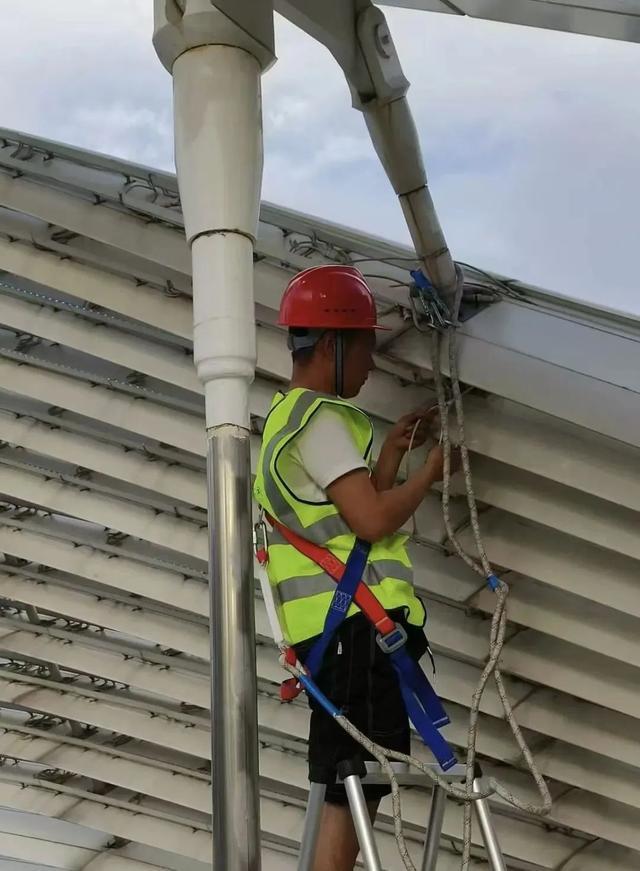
[312,800,380,871]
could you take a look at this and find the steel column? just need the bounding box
[208,428,261,869]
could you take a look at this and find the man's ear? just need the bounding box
[316,331,336,358]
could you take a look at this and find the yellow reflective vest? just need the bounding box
[254,388,425,645]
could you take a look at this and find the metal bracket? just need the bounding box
[277,0,459,310]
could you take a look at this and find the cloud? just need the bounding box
[0,2,637,314]
[0,0,172,168]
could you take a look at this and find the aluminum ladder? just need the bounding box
[297,760,507,871]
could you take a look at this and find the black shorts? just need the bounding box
[295,608,429,805]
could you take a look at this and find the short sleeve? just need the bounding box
[294,406,368,491]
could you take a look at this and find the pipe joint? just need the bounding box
[153,0,275,73]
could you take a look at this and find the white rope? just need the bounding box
[430,323,552,869]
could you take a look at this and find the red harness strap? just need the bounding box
[264,515,400,700]
[268,515,396,638]
[269,516,393,701]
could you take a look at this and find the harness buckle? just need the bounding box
[279,646,305,702]
[253,517,269,566]
[376,622,408,654]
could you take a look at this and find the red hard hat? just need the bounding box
[278,264,389,330]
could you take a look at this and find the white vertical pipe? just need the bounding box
[172,41,264,870]
[191,232,256,428]
[173,44,261,429]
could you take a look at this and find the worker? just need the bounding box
[254,264,457,871]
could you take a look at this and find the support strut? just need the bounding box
[276,0,459,311]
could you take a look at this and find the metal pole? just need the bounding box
[473,778,508,871]
[208,428,261,868]
[421,784,446,871]
[153,5,275,869]
[343,776,383,871]
[297,782,327,871]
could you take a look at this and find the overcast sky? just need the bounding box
[0,1,637,314]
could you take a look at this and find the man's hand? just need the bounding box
[384,408,438,455]
[424,443,462,483]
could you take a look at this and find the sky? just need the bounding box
[0,1,638,314]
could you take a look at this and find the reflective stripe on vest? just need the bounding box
[253,388,426,645]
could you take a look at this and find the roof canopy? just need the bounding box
[0,130,638,870]
[380,0,640,44]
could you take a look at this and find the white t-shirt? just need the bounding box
[285,406,369,502]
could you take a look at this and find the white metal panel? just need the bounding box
[4,243,638,497]
[516,688,640,769]
[380,0,640,44]
[0,673,210,758]
[1,460,638,752]
[0,863,63,871]
[0,832,94,870]
[0,464,208,559]
[393,326,640,447]
[460,511,640,618]
[466,455,640,559]
[0,526,209,616]
[3,156,640,442]
[0,774,473,871]
[0,570,207,656]
[473,576,640,670]
[463,301,639,395]
[502,630,640,719]
[0,412,206,509]
[75,858,173,871]
[0,356,206,455]
[0,730,210,814]
[0,173,190,275]
[0,621,209,708]
[0,777,211,863]
[462,394,640,512]
[563,840,640,871]
[0,236,192,337]
[0,292,201,393]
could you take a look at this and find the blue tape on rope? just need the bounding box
[487,574,500,592]
[410,269,432,290]
[298,673,341,719]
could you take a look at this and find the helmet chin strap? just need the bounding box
[335,331,344,397]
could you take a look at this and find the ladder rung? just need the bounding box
[335,760,467,787]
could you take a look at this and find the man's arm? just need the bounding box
[328,445,450,542]
[370,442,404,491]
